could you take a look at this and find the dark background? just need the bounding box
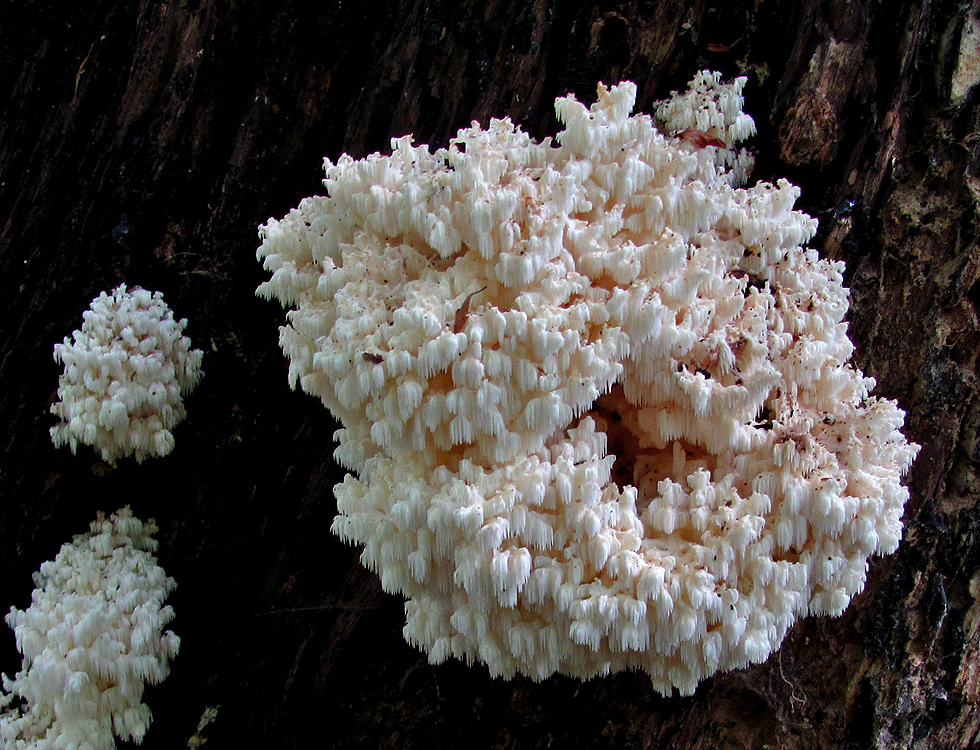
[1,1,978,747]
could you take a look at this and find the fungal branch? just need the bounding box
[256,72,918,695]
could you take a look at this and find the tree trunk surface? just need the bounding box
[1,1,977,748]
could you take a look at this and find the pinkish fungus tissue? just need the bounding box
[256,72,919,695]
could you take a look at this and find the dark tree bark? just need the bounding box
[1,1,977,748]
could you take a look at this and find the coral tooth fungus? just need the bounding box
[257,72,918,695]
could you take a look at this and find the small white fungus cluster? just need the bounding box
[50,285,204,464]
[654,70,756,183]
[256,73,919,695]
[0,508,179,749]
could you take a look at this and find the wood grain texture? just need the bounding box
[0,1,976,747]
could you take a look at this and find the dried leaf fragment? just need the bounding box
[678,127,727,149]
[453,287,486,333]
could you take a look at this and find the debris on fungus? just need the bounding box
[256,72,919,695]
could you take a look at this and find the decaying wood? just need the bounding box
[0,1,977,748]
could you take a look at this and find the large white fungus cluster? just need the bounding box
[0,508,179,749]
[50,284,204,464]
[256,72,919,695]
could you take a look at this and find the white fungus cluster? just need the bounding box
[50,285,204,464]
[654,70,756,184]
[256,73,919,695]
[0,508,179,749]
